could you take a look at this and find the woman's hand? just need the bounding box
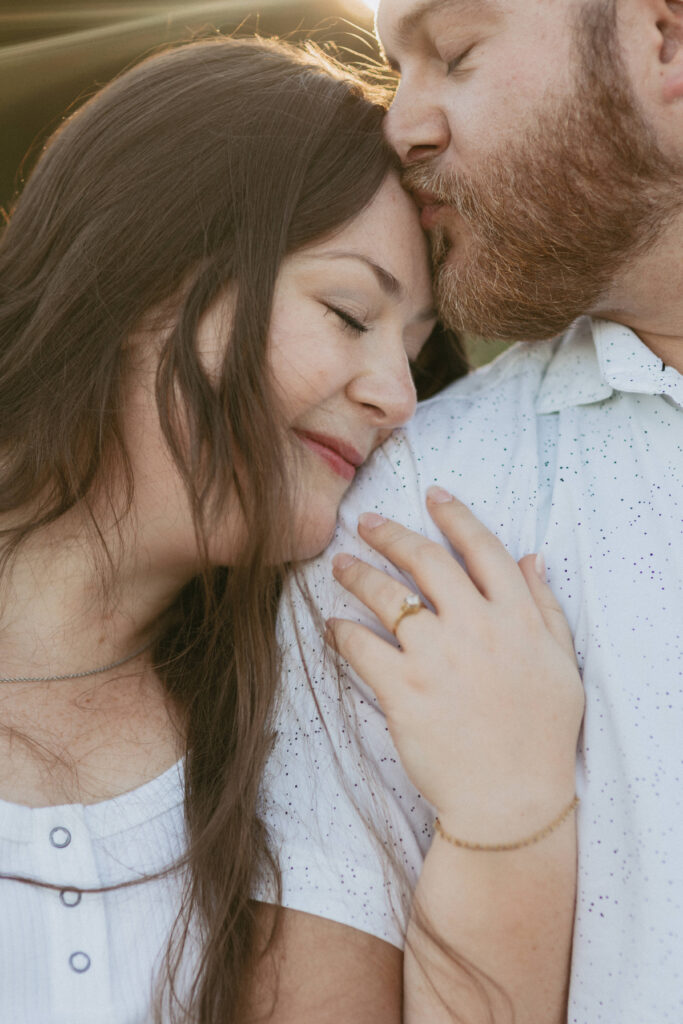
[327,485,584,846]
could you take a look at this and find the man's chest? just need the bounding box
[540,393,682,673]
[538,395,683,1019]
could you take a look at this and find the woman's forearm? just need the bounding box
[404,814,577,1024]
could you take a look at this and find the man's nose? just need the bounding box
[384,80,450,164]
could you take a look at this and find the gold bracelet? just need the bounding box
[434,795,579,852]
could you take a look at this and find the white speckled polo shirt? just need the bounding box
[261,316,683,1024]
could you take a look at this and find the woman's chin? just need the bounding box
[208,502,340,568]
[289,507,339,563]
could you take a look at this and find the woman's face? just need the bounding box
[126,173,434,573]
[268,172,435,557]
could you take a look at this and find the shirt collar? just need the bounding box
[536,316,683,413]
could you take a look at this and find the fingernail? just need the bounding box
[359,512,386,530]
[427,485,454,505]
[534,552,546,580]
[324,619,337,648]
[332,553,356,571]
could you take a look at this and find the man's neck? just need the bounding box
[632,330,683,372]
[595,216,683,373]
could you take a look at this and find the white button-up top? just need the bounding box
[0,761,187,1023]
[263,317,683,1024]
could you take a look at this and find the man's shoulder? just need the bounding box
[380,337,559,476]
[339,338,560,533]
[414,338,557,423]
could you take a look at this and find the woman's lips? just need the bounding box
[294,431,362,482]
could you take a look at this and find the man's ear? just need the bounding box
[655,0,683,101]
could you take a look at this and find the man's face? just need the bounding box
[378,0,678,341]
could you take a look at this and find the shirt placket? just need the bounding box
[32,807,116,1024]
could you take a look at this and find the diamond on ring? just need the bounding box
[391,592,427,637]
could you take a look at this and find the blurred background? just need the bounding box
[0,0,504,364]
[0,0,379,209]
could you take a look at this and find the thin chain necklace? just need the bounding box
[0,636,155,684]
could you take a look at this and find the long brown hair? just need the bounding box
[0,35,465,1022]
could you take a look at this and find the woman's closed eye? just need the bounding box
[324,304,369,336]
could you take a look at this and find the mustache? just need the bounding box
[401,161,500,227]
[401,162,457,204]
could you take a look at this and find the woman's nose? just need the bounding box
[348,350,417,429]
[384,80,450,165]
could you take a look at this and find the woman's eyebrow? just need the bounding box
[313,253,436,321]
[319,252,403,298]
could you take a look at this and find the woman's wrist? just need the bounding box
[434,794,579,853]
[433,776,578,851]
